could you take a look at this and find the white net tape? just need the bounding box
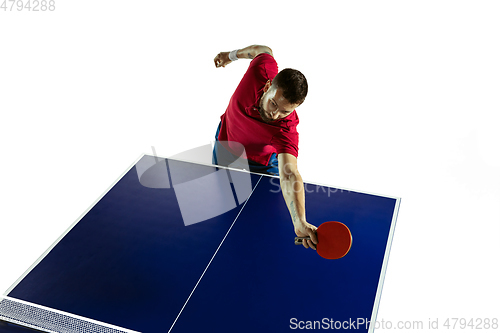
[0,297,140,333]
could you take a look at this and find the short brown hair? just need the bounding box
[272,68,308,105]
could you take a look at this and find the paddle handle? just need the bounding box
[294,236,311,245]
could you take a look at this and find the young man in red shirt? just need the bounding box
[213,45,317,251]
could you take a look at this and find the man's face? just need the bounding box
[259,80,300,123]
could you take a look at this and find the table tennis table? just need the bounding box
[0,154,400,333]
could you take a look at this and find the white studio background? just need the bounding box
[1,1,498,331]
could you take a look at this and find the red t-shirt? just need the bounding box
[217,53,299,166]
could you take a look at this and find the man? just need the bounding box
[213,45,318,250]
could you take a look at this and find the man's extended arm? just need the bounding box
[278,153,318,250]
[214,45,273,68]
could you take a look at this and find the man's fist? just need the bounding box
[294,220,318,250]
[214,52,232,68]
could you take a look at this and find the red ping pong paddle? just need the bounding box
[295,221,352,259]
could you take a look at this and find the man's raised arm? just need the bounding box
[278,153,318,250]
[214,45,273,68]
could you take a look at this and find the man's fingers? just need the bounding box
[308,228,318,245]
[214,54,223,67]
[301,238,316,250]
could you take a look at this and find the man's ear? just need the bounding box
[263,80,272,92]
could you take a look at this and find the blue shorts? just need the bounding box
[212,122,279,176]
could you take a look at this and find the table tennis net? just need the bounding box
[0,296,139,333]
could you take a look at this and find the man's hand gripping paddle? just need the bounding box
[295,221,352,259]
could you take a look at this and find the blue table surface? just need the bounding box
[3,156,399,333]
